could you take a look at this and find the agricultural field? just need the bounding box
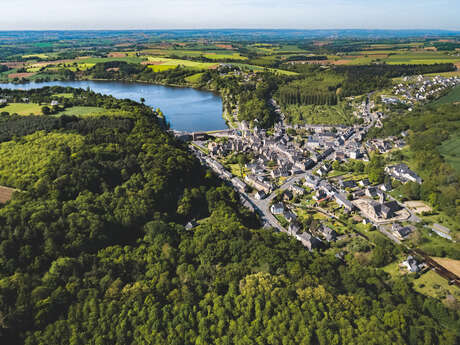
[438,131,460,172]
[55,106,133,118]
[434,85,460,104]
[0,103,43,115]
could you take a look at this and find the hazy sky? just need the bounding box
[1,0,459,30]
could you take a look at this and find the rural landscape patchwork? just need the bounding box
[0,7,460,345]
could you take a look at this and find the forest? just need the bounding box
[0,88,458,345]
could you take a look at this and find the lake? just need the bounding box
[0,80,226,132]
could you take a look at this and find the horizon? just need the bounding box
[1,0,459,31]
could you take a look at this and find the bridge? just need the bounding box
[172,129,237,141]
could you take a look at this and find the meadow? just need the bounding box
[0,103,43,115]
[438,131,460,173]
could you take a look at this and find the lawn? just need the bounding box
[412,270,460,304]
[1,103,43,115]
[438,131,460,173]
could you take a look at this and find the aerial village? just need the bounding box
[184,72,458,273]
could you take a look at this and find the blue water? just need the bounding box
[0,80,225,132]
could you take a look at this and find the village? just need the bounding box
[185,76,457,276]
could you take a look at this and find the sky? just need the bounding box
[1,0,459,31]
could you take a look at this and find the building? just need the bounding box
[385,164,422,184]
[431,223,452,240]
[254,190,266,200]
[334,192,354,211]
[245,175,272,194]
[231,177,248,192]
[288,221,301,235]
[402,255,423,273]
[392,223,412,240]
[289,185,305,196]
[296,232,321,251]
[270,203,285,215]
[319,225,338,242]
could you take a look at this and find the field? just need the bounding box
[432,257,460,277]
[146,57,217,70]
[434,85,460,104]
[55,106,133,118]
[438,132,460,173]
[1,103,43,115]
[282,102,357,125]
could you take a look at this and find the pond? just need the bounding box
[0,80,226,132]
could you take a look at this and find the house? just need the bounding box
[289,185,305,196]
[304,173,321,189]
[334,192,354,211]
[254,190,266,200]
[283,210,297,223]
[431,223,452,240]
[288,221,302,235]
[185,220,198,230]
[313,189,328,201]
[366,187,379,198]
[359,178,371,187]
[402,255,423,273]
[339,179,357,189]
[222,170,233,180]
[385,164,422,184]
[296,232,321,251]
[380,182,393,192]
[0,99,7,105]
[50,100,59,106]
[283,190,294,201]
[245,175,272,194]
[270,202,285,215]
[392,223,412,240]
[319,225,338,242]
[231,177,248,192]
[317,165,330,177]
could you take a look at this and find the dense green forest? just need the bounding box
[0,88,459,345]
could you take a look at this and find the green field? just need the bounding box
[434,85,460,105]
[185,72,204,84]
[282,102,357,125]
[438,131,460,173]
[0,103,43,115]
[146,57,217,69]
[55,106,132,118]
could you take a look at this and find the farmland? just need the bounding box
[438,131,460,172]
[0,103,43,115]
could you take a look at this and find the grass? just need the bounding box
[434,85,460,105]
[0,103,43,115]
[438,131,460,173]
[146,57,217,70]
[55,106,133,118]
[185,72,204,84]
[282,102,356,125]
[412,270,460,303]
[52,93,74,99]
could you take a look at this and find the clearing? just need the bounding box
[1,103,43,115]
[438,132,460,173]
[432,257,460,277]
